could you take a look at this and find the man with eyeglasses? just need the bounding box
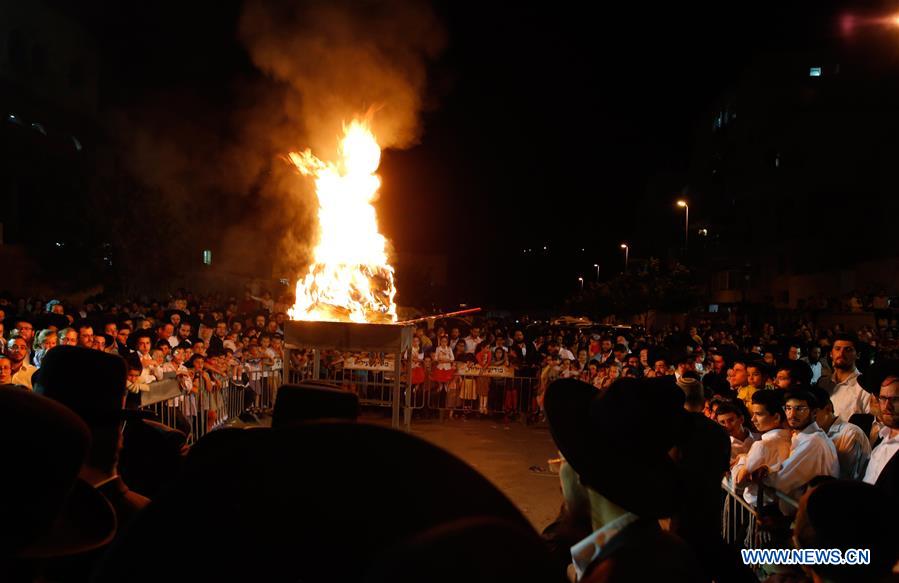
[751,390,839,503]
[13,318,35,364]
[6,337,37,389]
[863,373,899,486]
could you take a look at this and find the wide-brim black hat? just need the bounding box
[858,359,899,395]
[33,345,128,425]
[93,422,531,582]
[272,383,360,427]
[545,377,687,519]
[0,389,116,558]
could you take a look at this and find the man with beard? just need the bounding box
[752,390,839,503]
[816,335,873,421]
[7,337,36,388]
[810,386,871,481]
[863,367,899,488]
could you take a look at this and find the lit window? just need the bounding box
[202,250,212,265]
[809,67,822,77]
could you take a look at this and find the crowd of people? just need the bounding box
[1,289,898,582]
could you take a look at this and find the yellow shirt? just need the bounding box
[736,385,758,408]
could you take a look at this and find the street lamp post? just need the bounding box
[677,200,689,253]
[594,263,600,280]
[620,243,629,272]
[578,277,584,291]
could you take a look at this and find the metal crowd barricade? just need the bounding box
[138,364,284,444]
[283,348,547,424]
[721,479,799,577]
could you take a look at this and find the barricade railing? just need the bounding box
[721,479,799,577]
[138,364,283,443]
[287,354,544,422]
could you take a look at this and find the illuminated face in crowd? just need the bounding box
[117,328,130,347]
[62,329,78,346]
[785,398,814,431]
[127,368,141,384]
[747,366,767,389]
[15,321,34,343]
[0,357,11,383]
[93,336,106,351]
[711,354,726,373]
[105,322,118,339]
[751,403,782,433]
[136,336,151,355]
[878,379,899,430]
[654,360,668,376]
[787,346,800,360]
[716,410,745,438]
[78,327,94,349]
[730,363,748,388]
[41,334,58,352]
[774,369,792,390]
[831,341,856,371]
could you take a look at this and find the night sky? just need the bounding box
[56,0,858,305]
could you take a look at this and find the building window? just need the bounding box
[202,250,212,265]
[809,67,822,77]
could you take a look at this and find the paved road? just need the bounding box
[400,416,563,531]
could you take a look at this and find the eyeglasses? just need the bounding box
[877,395,899,407]
[783,406,810,413]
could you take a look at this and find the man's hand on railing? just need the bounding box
[750,466,769,483]
[734,467,750,487]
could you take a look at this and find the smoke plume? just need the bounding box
[239,0,446,157]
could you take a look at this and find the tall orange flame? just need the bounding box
[287,119,398,323]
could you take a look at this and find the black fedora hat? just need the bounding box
[545,377,688,519]
[0,388,116,558]
[93,422,531,582]
[363,516,559,583]
[858,359,899,395]
[33,345,128,425]
[271,383,360,428]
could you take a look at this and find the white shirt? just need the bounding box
[136,352,163,384]
[569,512,640,581]
[732,428,792,505]
[729,428,758,464]
[766,423,839,498]
[463,335,482,354]
[558,347,576,361]
[863,426,899,485]
[817,369,873,421]
[808,361,822,385]
[11,363,37,389]
[434,345,454,370]
[824,417,872,481]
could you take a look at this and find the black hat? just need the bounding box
[0,388,116,558]
[363,517,557,583]
[34,345,128,425]
[272,383,360,428]
[795,480,898,579]
[545,377,688,519]
[858,359,899,395]
[93,422,530,582]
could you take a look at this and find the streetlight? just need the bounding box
[578,276,584,291]
[620,243,629,272]
[593,263,600,280]
[677,200,689,252]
